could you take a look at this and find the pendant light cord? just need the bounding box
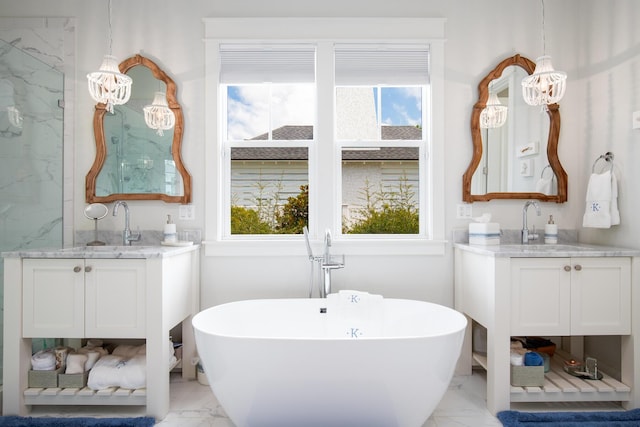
[107,0,113,55]
[541,0,546,55]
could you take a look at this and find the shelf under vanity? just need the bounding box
[2,245,200,419]
[473,350,631,403]
[454,242,640,415]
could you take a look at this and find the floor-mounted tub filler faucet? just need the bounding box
[302,227,344,298]
[320,229,345,298]
[113,200,142,246]
[521,200,541,244]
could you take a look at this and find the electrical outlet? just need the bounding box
[179,204,195,220]
[456,203,472,219]
[633,111,640,129]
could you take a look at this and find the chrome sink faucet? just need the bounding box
[521,200,541,244]
[113,201,141,246]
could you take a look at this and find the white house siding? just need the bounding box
[231,160,308,208]
[231,159,418,227]
[342,160,419,226]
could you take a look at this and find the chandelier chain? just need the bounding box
[107,0,113,55]
[541,0,546,55]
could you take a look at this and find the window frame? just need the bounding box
[204,18,446,257]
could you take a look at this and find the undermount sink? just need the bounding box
[499,244,589,252]
[81,245,158,251]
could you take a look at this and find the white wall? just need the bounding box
[1,0,638,309]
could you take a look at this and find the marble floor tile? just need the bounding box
[157,370,503,426]
[28,368,626,425]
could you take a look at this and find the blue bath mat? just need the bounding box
[0,417,155,427]
[498,409,640,426]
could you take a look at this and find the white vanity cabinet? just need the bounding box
[510,257,631,336]
[23,258,146,338]
[454,243,640,415]
[3,245,200,420]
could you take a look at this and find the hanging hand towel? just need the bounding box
[610,171,620,225]
[535,176,553,195]
[583,170,613,228]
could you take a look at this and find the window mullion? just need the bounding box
[314,41,337,236]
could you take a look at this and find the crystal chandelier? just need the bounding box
[143,92,175,136]
[480,89,508,129]
[522,0,567,107]
[86,0,132,113]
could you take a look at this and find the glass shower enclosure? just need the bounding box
[0,38,64,385]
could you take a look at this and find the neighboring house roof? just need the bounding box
[250,125,313,140]
[233,125,421,160]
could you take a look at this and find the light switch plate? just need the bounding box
[456,203,472,219]
[179,205,195,220]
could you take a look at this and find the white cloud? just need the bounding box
[227,84,315,140]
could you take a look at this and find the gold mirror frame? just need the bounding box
[85,54,191,203]
[462,54,567,203]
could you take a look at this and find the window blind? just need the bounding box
[334,44,430,85]
[219,44,316,84]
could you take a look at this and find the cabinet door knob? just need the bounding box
[574,265,582,271]
[73,266,82,273]
[564,265,571,272]
[85,266,92,273]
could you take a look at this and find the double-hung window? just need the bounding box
[205,18,446,255]
[335,44,428,235]
[220,44,315,235]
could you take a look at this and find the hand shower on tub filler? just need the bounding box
[303,227,345,298]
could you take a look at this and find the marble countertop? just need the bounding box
[454,242,640,258]
[2,243,200,259]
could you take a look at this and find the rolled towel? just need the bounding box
[78,346,108,357]
[510,351,524,366]
[113,344,146,358]
[85,351,101,370]
[65,353,88,374]
[86,339,103,348]
[524,351,544,366]
[31,349,57,371]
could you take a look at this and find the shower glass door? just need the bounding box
[0,38,64,385]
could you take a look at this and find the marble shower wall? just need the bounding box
[0,17,75,383]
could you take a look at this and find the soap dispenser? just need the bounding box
[544,215,558,244]
[164,214,177,243]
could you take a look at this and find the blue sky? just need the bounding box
[226,85,422,140]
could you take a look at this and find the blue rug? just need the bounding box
[498,409,640,426]
[0,417,155,427]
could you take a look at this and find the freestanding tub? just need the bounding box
[192,293,467,427]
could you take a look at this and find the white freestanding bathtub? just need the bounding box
[192,292,467,427]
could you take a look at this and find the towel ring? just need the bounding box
[592,152,614,173]
[540,164,556,180]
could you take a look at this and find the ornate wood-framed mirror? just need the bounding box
[86,54,191,203]
[463,54,567,203]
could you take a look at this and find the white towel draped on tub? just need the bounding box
[583,170,620,228]
[326,290,384,339]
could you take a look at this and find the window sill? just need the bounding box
[203,237,447,257]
